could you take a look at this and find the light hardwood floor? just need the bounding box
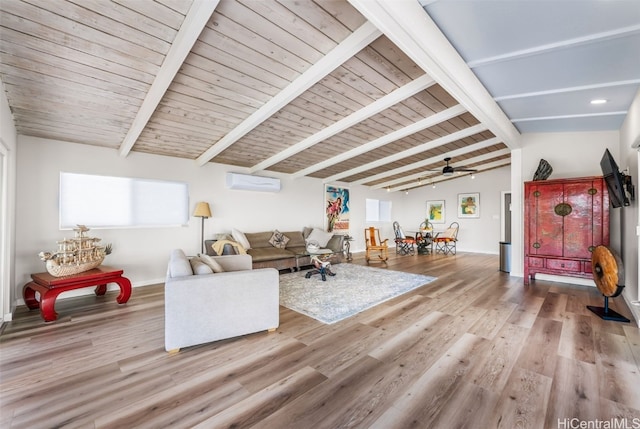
[1,252,639,428]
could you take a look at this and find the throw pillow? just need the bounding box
[268,230,290,249]
[232,228,251,250]
[306,228,333,248]
[199,254,225,273]
[190,257,214,275]
[169,249,193,277]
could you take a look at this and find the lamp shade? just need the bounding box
[193,202,212,218]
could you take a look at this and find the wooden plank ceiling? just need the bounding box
[0,0,514,191]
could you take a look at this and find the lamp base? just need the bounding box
[200,216,205,254]
[586,305,630,323]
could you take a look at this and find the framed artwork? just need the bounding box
[458,193,480,218]
[325,185,350,233]
[426,200,445,224]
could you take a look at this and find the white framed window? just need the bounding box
[365,198,392,222]
[59,172,189,229]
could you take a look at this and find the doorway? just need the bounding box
[501,191,512,242]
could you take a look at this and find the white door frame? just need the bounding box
[500,190,511,243]
[0,139,10,322]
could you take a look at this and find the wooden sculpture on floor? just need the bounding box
[587,245,630,323]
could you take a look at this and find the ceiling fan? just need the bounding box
[432,157,478,177]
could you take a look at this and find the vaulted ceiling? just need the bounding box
[1,0,638,191]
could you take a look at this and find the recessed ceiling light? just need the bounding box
[590,99,608,105]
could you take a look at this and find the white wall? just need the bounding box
[0,79,17,322]
[11,126,639,327]
[398,166,511,254]
[619,88,640,326]
[14,136,399,301]
[512,131,620,285]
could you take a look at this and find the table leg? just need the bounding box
[39,289,62,322]
[23,283,59,322]
[95,284,107,296]
[23,283,40,310]
[113,276,132,304]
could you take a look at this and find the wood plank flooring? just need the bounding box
[1,252,639,428]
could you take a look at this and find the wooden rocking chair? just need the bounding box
[365,227,389,264]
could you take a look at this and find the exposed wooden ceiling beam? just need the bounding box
[293,103,467,179]
[195,21,382,166]
[323,123,487,183]
[390,158,511,192]
[355,137,499,186]
[118,0,219,157]
[348,0,521,149]
[373,146,510,189]
[249,74,435,173]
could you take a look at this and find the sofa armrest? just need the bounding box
[327,234,345,253]
[164,267,279,351]
[211,254,252,271]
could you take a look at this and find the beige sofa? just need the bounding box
[164,249,279,352]
[205,227,344,271]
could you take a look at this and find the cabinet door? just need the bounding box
[564,180,598,259]
[528,183,564,257]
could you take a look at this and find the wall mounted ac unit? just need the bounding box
[225,172,281,192]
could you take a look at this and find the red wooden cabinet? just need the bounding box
[524,176,609,284]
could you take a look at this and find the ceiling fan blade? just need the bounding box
[454,168,478,172]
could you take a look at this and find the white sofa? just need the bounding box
[164,249,279,352]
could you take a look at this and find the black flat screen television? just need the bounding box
[600,149,629,208]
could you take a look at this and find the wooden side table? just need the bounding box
[23,265,132,322]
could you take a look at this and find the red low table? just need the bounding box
[23,265,132,322]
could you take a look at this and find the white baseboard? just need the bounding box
[623,294,640,328]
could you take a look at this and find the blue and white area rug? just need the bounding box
[279,264,437,324]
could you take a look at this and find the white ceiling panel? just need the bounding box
[421,0,640,63]
[422,0,640,136]
[472,34,640,97]
[514,115,628,134]
[499,83,640,119]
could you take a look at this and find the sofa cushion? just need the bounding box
[268,230,290,249]
[244,231,274,249]
[282,231,305,248]
[232,228,251,250]
[190,257,214,275]
[248,247,294,262]
[306,228,333,247]
[169,249,193,277]
[199,254,225,273]
[286,246,307,255]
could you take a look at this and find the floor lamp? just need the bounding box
[193,202,212,254]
